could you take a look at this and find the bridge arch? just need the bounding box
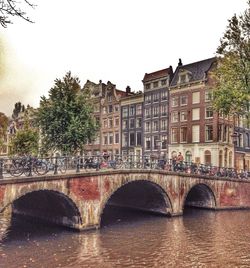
[99,179,173,226]
[183,183,216,210]
[7,190,82,229]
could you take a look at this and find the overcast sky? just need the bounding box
[0,0,248,116]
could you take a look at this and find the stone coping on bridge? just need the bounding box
[0,169,250,185]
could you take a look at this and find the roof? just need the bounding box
[142,66,173,82]
[170,57,216,87]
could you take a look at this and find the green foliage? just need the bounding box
[35,71,99,155]
[213,1,250,116]
[10,116,39,156]
[0,112,8,150]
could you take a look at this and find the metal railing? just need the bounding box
[0,155,249,180]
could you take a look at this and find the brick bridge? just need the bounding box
[1,169,250,232]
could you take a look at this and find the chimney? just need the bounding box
[178,58,183,66]
[126,86,131,94]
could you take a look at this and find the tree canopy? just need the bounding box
[0,0,35,27]
[35,72,99,155]
[213,0,250,116]
[10,113,39,156]
[0,112,8,151]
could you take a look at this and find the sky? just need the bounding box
[0,0,248,116]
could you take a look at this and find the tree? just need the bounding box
[0,0,35,28]
[0,112,8,152]
[35,72,99,155]
[213,1,250,116]
[10,114,39,156]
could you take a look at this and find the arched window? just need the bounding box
[219,150,223,167]
[204,150,211,165]
[185,151,192,163]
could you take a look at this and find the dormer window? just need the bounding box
[178,70,192,84]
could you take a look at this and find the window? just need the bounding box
[153,93,159,102]
[180,111,187,121]
[145,108,151,118]
[192,108,200,120]
[179,74,186,83]
[185,151,192,163]
[161,79,167,86]
[153,106,159,117]
[162,91,167,100]
[108,105,113,113]
[153,121,159,131]
[161,105,167,116]
[115,117,119,126]
[161,119,167,130]
[205,107,213,118]
[145,122,150,132]
[171,96,178,107]
[180,95,188,106]
[172,111,179,122]
[171,128,178,143]
[145,95,151,104]
[108,94,112,102]
[115,133,119,143]
[204,150,211,165]
[130,133,135,146]
[103,106,107,114]
[162,135,167,149]
[136,118,142,128]
[206,125,213,141]
[122,107,128,117]
[145,83,151,90]
[108,118,113,128]
[130,106,135,116]
[130,118,135,128]
[153,136,160,150]
[136,132,142,146]
[153,81,158,88]
[122,120,128,129]
[136,104,142,115]
[192,125,200,142]
[180,127,188,142]
[109,133,113,144]
[205,90,212,102]
[145,137,151,150]
[122,133,128,147]
[192,92,200,104]
[114,105,119,112]
[103,134,108,145]
[103,119,107,128]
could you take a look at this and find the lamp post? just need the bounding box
[156,139,162,159]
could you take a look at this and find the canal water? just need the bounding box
[1,207,250,268]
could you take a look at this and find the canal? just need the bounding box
[1,207,250,267]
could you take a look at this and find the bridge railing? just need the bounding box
[0,155,249,180]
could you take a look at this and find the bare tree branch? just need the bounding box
[0,0,35,27]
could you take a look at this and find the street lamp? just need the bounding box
[156,139,162,159]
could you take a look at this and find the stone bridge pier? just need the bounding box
[1,170,250,232]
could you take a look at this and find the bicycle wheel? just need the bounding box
[58,160,67,174]
[9,164,23,177]
[35,161,48,175]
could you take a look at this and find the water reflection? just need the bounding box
[1,208,250,267]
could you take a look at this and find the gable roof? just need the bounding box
[142,66,173,83]
[170,57,216,87]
